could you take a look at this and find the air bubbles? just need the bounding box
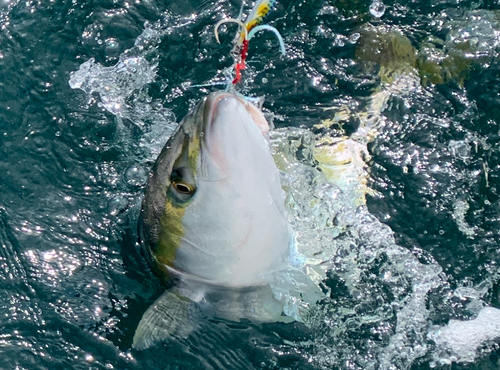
[348,33,360,44]
[124,165,147,188]
[369,0,386,18]
[452,200,476,237]
[449,140,471,161]
[107,196,129,216]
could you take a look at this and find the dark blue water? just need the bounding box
[2,0,500,368]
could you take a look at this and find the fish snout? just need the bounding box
[203,92,269,135]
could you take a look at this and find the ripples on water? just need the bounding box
[2,0,500,368]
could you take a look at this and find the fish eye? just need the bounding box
[172,181,195,194]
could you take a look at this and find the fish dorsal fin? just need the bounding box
[133,290,199,350]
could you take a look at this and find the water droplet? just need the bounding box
[369,0,386,18]
[124,165,147,187]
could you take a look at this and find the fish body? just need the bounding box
[134,92,293,349]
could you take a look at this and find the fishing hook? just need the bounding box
[212,0,285,85]
[214,18,248,44]
[247,24,286,55]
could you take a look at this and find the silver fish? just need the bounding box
[134,92,293,350]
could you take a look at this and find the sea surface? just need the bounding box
[1,0,500,369]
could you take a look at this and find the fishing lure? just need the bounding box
[214,0,285,85]
[244,0,277,37]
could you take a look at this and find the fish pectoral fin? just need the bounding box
[132,290,199,350]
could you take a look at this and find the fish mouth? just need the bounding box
[202,92,269,135]
[192,91,271,182]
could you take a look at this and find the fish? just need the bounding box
[313,24,421,206]
[133,91,295,350]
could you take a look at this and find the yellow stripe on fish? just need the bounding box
[156,198,186,268]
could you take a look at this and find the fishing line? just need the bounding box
[217,0,286,86]
[191,0,285,91]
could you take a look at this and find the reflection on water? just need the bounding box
[1,0,500,368]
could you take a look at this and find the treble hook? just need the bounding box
[214,18,248,44]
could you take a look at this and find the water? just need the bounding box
[2,0,500,369]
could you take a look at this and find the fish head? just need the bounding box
[140,92,290,287]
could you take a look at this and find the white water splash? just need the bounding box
[270,126,500,369]
[69,17,188,157]
[430,307,500,365]
[69,56,157,116]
